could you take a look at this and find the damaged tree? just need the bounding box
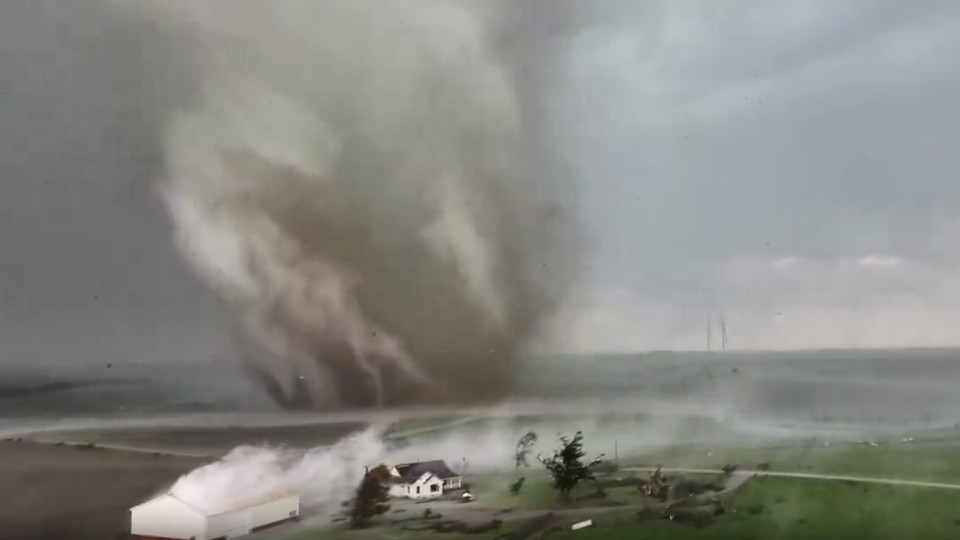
[538,431,604,501]
[350,464,391,528]
[515,431,538,473]
[638,466,668,501]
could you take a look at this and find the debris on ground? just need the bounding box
[721,464,738,475]
[638,498,725,528]
[495,512,555,540]
[634,468,733,528]
[570,519,593,531]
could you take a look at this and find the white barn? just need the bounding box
[130,490,300,540]
[388,460,463,499]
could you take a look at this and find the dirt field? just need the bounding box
[0,440,210,540]
[26,421,368,456]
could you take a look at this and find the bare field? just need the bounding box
[0,440,210,540]
[26,421,368,456]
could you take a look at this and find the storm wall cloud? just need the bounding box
[124,0,579,409]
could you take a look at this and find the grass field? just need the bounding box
[467,472,640,510]
[626,434,960,483]
[281,523,522,540]
[547,476,960,540]
[281,473,960,540]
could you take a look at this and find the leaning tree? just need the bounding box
[349,464,391,528]
[538,431,604,501]
[514,431,538,473]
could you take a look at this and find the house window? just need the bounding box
[430,484,440,493]
[416,486,421,494]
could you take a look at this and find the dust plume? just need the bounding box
[164,408,788,516]
[121,0,578,410]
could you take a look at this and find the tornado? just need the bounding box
[131,0,578,410]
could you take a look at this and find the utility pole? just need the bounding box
[720,311,728,352]
[614,440,619,468]
[706,314,713,352]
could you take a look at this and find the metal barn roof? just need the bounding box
[133,488,300,517]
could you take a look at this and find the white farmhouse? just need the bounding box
[130,489,300,540]
[388,460,463,499]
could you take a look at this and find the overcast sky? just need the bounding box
[542,0,960,351]
[2,0,960,368]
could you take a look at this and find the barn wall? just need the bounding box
[249,495,300,529]
[206,496,299,538]
[130,496,206,540]
[206,508,251,539]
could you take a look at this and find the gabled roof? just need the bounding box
[132,489,299,517]
[130,493,207,515]
[393,460,459,483]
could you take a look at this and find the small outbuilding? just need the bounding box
[130,489,300,540]
[388,460,463,499]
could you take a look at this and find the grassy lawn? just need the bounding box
[466,471,645,510]
[280,524,516,540]
[281,475,960,539]
[468,472,558,509]
[627,437,960,483]
[546,476,960,540]
[277,509,529,540]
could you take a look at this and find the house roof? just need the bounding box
[394,460,459,483]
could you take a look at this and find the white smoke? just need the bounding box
[167,424,520,516]
[170,428,388,515]
[123,0,577,410]
[166,407,789,516]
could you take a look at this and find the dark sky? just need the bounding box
[0,0,233,367]
[2,0,960,367]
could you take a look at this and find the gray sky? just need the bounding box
[0,0,232,368]
[2,0,960,367]
[541,0,960,351]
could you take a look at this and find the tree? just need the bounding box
[349,464,391,528]
[537,431,604,501]
[514,431,538,472]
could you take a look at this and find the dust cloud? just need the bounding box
[115,0,579,410]
[165,408,777,516]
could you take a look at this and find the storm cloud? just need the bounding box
[2,0,960,380]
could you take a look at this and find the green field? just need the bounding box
[626,436,960,483]
[547,476,960,540]
[468,472,640,510]
[282,474,960,540]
